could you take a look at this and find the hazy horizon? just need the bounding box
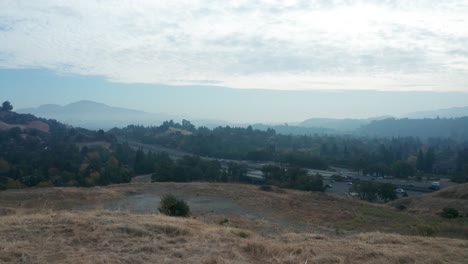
[3,69,468,124]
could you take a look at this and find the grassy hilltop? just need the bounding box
[1,182,467,263]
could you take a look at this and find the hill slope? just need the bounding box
[1,210,467,264]
[0,109,133,189]
[298,116,393,132]
[298,118,370,132]
[0,183,467,263]
[0,111,50,133]
[391,183,468,215]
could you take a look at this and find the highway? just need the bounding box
[119,138,454,197]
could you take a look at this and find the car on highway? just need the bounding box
[347,182,353,185]
[429,181,440,190]
[395,188,405,194]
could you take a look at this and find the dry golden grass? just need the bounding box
[1,182,466,237]
[391,184,468,216]
[0,186,123,211]
[0,210,467,264]
[1,183,468,262]
[434,183,468,200]
[0,120,49,133]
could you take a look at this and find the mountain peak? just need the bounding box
[66,100,108,107]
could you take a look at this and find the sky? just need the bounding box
[1,0,468,91]
[1,1,468,122]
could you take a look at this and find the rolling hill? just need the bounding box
[0,111,50,133]
[357,117,468,139]
[298,116,392,132]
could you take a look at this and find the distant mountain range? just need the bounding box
[17,101,174,130]
[404,106,468,119]
[17,101,468,139]
[296,106,468,132]
[17,100,233,130]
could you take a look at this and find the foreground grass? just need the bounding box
[0,210,467,264]
[1,183,467,238]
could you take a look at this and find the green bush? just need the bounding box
[441,207,459,219]
[236,231,250,238]
[396,205,407,211]
[415,224,437,236]
[159,194,191,217]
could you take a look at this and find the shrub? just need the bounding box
[396,205,407,211]
[159,194,190,217]
[218,218,229,225]
[259,185,274,192]
[237,231,249,238]
[441,207,459,219]
[258,185,285,193]
[415,224,437,236]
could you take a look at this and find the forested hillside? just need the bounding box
[0,106,132,189]
[111,120,468,183]
[3,102,468,192]
[359,117,468,140]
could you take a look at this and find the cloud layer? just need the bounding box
[1,0,468,91]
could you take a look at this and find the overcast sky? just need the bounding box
[1,0,468,91]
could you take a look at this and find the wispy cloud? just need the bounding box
[0,0,467,91]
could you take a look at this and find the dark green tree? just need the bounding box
[424,148,436,173]
[1,101,13,111]
[392,161,415,178]
[417,150,425,171]
[378,183,398,202]
[353,182,397,202]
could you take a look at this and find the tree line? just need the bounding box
[111,120,468,183]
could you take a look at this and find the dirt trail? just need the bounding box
[97,188,328,235]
